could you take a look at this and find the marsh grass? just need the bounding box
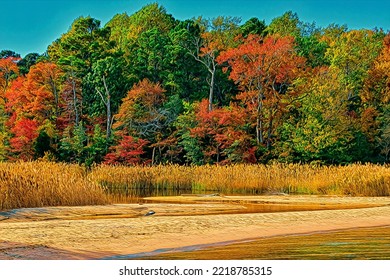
[1,162,390,210]
[0,162,107,210]
[89,163,390,197]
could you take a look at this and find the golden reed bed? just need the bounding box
[1,161,390,210]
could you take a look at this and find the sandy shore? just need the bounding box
[1,195,390,260]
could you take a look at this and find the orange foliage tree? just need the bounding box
[362,34,390,107]
[26,62,63,121]
[114,78,166,138]
[0,57,20,98]
[217,34,306,149]
[110,79,167,164]
[5,62,63,159]
[362,34,390,160]
[6,62,63,123]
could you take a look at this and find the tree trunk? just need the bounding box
[256,116,263,145]
[71,77,79,126]
[49,78,59,119]
[256,93,264,144]
[267,116,273,150]
[185,39,217,112]
[208,67,216,112]
[151,147,156,165]
[97,75,112,139]
[216,144,220,163]
[106,94,111,139]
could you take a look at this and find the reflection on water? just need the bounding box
[105,187,379,214]
[107,187,380,215]
[131,226,390,260]
[105,187,192,203]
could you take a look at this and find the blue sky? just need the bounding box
[1,0,389,57]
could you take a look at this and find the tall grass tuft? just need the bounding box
[0,162,107,210]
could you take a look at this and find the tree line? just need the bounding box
[0,3,389,165]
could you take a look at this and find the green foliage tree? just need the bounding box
[33,131,52,158]
[266,11,301,38]
[240,17,267,38]
[48,16,112,73]
[105,13,131,51]
[59,122,88,164]
[168,20,209,102]
[325,29,384,105]
[85,124,110,166]
[127,28,171,84]
[125,3,175,43]
[276,68,354,163]
[84,56,129,138]
[106,3,175,53]
[174,101,204,165]
[0,50,20,59]
[18,53,41,75]
[185,16,241,111]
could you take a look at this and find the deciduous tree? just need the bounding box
[218,35,305,149]
[185,16,241,111]
[0,56,20,97]
[104,135,149,165]
[191,99,255,164]
[85,56,128,138]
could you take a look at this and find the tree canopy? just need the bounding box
[1,4,389,165]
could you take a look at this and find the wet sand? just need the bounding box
[0,195,390,260]
[138,226,390,260]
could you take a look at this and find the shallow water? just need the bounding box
[106,187,194,203]
[106,186,381,215]
[130,226,390,260]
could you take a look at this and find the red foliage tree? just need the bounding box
[104,135,149,165]
[4,77,27,114]
[9,118,39,160]
[217,34,306,149]
[6,62,62,123]
[5,62,63,160]
[191,99,255,164]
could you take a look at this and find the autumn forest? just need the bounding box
[1,3,390,166]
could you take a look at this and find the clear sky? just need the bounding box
[1,0,389,57]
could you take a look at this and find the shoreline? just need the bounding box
[1,195,390,260]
